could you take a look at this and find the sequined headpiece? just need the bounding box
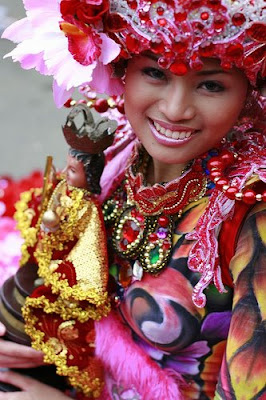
[2,0,265,107]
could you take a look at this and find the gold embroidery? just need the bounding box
[23,299,104,398]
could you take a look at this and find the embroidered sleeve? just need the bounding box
[215,201,266,399]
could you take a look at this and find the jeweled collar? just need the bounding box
[125,142,208,216]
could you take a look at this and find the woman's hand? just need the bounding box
[0,371,71,399]
[0,323,44,368]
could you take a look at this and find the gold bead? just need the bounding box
[222,185,230,191]
[42,210,60,229]
[235,192,243,200]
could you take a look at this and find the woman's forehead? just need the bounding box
[129,53,247,76]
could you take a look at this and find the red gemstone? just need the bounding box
[193,21,205,32]
[117,100,125,114]
[207,0,221,10]
[191,0,203,8]
[173,39,188,54]
[158,57,169,69]
[149,233,158,243]
[243,190,256,205]
[221,61,232,71]
[232,13,246,27]
[94,98,109,113]
[262,191,266,202]
[127,0,137,9]
[170,61,188,76]
[150,39,165,54]
[220,150,235,166]
[122,220,140,243]
[136,214,145,223]
[192,60,203,71]
[157,6,164,16]
[131,208,137,218]
[174,11,187,22]
[210,170,222,180]
[162,240,171,250]
[139,10,149,22]
[225,187,238,200]
[216,178,229,190]
[158,215,169,227]
[120,239,127,250]
[64,98,73,108]
[201,12,209,20]
[207,157,223,170]
[226,43,244,59]
[199,41,215,57]
[126,35,140,52]
[213,15,227,30]
[165,50,175,59]
[158,18,167,27]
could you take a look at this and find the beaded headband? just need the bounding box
[2,0,265,107]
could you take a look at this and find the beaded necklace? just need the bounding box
[104,147,208,278]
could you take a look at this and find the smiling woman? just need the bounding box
[124,56,249,181]
[0,0,265,400]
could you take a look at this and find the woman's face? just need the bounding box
[124,55,248,165]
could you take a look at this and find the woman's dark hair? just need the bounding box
[68,148,105,195]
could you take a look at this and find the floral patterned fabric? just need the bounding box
[106,182,266,399]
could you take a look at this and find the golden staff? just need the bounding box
[41,155,53,209]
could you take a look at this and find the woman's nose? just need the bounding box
[62,166,67,174]
[158,84,196,122]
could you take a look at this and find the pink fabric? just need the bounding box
[99,138,136,203]
[95,312,184,400]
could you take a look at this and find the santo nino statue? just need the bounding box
[1,104,117,397]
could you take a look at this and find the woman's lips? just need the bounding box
[148,119,197,147]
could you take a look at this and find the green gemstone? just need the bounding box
[150,246,160,264]
[109,263,118,278]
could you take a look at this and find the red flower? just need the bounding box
[60,20,102,65]
[60,0,109,26]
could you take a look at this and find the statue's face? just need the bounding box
[63,154,87,189]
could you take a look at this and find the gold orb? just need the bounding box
[42,210,60,229]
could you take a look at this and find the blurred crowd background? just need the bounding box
[0,0,69,178]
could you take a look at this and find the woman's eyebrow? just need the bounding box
[196,69,230,76]
[142,52,160,62]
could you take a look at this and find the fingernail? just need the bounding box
[0,324,6,336]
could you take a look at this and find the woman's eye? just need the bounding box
[142,67,166,80]
[199,80,225,92]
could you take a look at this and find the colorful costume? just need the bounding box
[1,0,265,399]
[7,124,264,400]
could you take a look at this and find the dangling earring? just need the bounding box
[235,87,261,132]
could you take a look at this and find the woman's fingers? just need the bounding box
[0,370,31,390]
[0,355,43,368]
[0,324,6,337]
[0,340,43,360]
[0,371,70,400]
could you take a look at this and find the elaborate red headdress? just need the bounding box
[2,0,265,107]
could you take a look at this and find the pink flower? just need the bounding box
[2,0,122,107]
[0,206,22,286]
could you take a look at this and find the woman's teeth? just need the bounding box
[154,121,193,139]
